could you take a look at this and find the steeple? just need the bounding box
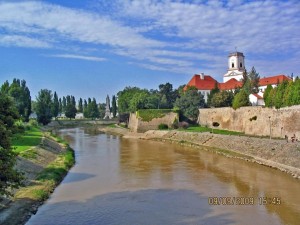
[223,51,245,83]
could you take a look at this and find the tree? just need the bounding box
[158,82,176,108]
[98,103,106,118]
[72,96,76,108]
[36,89,53,125]
[232,89,251,109]
[263,85,273,107]
[274,80,288,109]
[89,98,99,119]
[83,99,88,112]
[1,79,31,122]
[0,93,23,196]
[78,98,83,113]
[62,96,66,113]
[242,67,260,94]
[207,82,219,107]
[52,91,59,119]
[65,95,77,119]
[174,88,205,121]
[117,87,149,113]
[58,98,62,114]
[211,91,234,107]
[111,95,117,117]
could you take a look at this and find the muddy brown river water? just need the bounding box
[26,127,300,225]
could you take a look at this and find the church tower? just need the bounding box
[223,52,245,83]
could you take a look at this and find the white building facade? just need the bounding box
[223,52,245,83]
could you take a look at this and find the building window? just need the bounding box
[240,62,242,67]
[232,63,234,68]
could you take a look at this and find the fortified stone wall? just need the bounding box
[198,106,300,138]
[128,112,178,133]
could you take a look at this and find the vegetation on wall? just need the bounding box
[137,109,175,122]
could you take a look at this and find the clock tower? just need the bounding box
[223,52,245,82]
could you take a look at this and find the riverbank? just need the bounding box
[0,132,75,225]
[100,127,300,179]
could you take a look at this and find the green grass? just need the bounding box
[15,147,75,202]
[137,109,176,122]
[179,125,244,135]
[37,147,75,183]
[12,127,43,153]
[109,124,117,128]
[19,149,38,160]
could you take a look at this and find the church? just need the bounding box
[184,51,292,105]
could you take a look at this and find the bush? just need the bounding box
[158,123,168,130]
[29,119,39,127]
[13,120,25,133]
[179,121,189,129]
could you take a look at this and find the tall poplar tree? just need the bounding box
[36,89,53,125]
[52,91,59,119]
[78,98,83,113]
[112,95,117,117]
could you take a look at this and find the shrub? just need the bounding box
[179,121,189,129]
[158,123,168,130]
[29,119,39,127]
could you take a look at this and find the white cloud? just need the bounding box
[0,35,51,48]
[46,54,106,62]
[0,1,299,76]
[0,1,164,49]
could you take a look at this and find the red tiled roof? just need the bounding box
[259,74,291,86]
[184,74,217,90]
[218,78,242,90]
[184,74,291,92]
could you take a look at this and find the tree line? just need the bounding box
[264,78,300,108]
[117,83,205,121]
[34,90,118,125]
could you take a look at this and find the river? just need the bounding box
[27,127,300,225]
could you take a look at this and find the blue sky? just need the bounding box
[0,0,299,103]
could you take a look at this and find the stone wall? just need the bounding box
[198,105,300,138]
[128,112,178,133]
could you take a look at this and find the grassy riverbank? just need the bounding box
[11,127,43,153]
[0,127,75,225]
[15,146,74,202]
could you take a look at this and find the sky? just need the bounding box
[0,0,299,103]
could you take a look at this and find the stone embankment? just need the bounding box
[101,127,300,179]
[0,137,73,225]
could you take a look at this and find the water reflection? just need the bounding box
[27,128,300,225]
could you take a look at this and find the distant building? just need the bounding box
[249,92,264,106]
[184,52,292,103]
[29,112,37,119]
[75,113,84,119]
